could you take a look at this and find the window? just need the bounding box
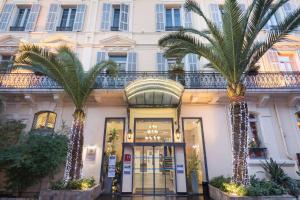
[32,111,57,130]
[248,113,267,159]
[101,3,129,32]
[57,7,77,31]
[295,112,300,129]
[9,7,30,31]
[109,55,127,72]
[166,58,177,70]
[111,6,120,31]
[165,8,181,31]
[0,55,14,72]
[278,53,296,71]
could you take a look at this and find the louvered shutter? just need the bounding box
[96,51,108,64]
[45,4,60,31]
[186,54,198,71]
[283,2,293,17]
[0,4,14,31]
[267,50,280,71]
[101,3,111,31]
[119,4,129,31]
[73,4,86,31]
[127,52,137,71]
[156,4,165,32]
[157,53,166,71]
[184,7,192,28]
[210,4,222,29]
[25,4,40,32]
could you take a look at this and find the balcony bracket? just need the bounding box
[24,94,35,104]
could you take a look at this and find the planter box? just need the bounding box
[209,185,297,200]
[39,184,101,200]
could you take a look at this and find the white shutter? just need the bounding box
[184,7,192,28]
[119,4,129,31]
[156,4,165,32]
[210,4,222,29]
[96,51,108,64]
[157,53,166,71]
[45,4,60,31]
[25,4,40,32]
[283,2,293,17]
[267,50,280,71]
[101,3,111,31]
[127,52,137,71]
[185,54,198,71]
[0,4,14,32]
[73,4,86,32]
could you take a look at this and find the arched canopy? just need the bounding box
[125,78,184,107]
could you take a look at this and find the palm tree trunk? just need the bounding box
[64,109,85,181]
[227,83,249,186]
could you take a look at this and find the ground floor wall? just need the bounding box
[1,97,300,193]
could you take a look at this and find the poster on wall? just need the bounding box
[85,147,96,161]
[176,164,184,174]
[123,154,132,175]
[108,155,116,178]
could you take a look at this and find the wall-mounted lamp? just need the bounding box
[127,129,133,141]
[176,129,181,140]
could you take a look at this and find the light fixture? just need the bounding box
[176,129,181,140]
[127,129,133,140]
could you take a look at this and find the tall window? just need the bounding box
[58,7,77,31]
[295,112,300,129]
[111,6,120,31]
[278,53,296,71]
[249,113,261,147]
[11,7,31,31]
[32,111,57,130]
[101,3,129,32]
[109,55,127,72]
[0,55,14,72]
[165,7,181,31]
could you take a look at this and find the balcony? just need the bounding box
[110,26,119,31]
[0,72,300,90]
[56,26,73,31]
[9,26,25,31]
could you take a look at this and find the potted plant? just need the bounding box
[188,149,201,194]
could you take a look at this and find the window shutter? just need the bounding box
[283,2,293,17]
[267,50,280,71]
[0,4,14,32]
[127,52,137,71]
[184,7,192,28]
[101,3,111,31]
[119,4,129,31]
[210,4,222,29]
[156,4,165,32]
[45,4,60,31]
[25,4,40,32]
[185,54,198,71]
[73,4,86,32]
[157,53,166,71]
[96,51,108,64]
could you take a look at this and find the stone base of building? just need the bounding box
[209,185,297,200]
[38,184,101,200]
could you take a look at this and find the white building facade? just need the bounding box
[0,0,300,195]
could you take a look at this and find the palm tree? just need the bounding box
[14,44,117,181]
[159,0,300,185]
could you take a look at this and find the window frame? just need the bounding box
[108,53,127,72]
[32,111,57,131]
[165,6,182,31]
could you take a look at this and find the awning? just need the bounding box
[125,78,184,107]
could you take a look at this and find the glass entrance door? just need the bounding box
[133,145,176,194]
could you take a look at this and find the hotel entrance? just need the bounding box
[132,118,177,194]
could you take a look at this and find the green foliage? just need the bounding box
[159,0,300,85]
[51,177,96,190]
[0,132,68,193]
[262,158,300,197]
[247,175,285,196]
[210,176,231,191]
[187,150,201,179]
[0,119,26,149]
[223,182,247,196]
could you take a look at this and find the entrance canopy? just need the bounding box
[125,78,184,107]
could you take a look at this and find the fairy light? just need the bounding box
[230,101,249,186]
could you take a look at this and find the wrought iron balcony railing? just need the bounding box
[0,71,300,90]
[56,26,73,31]
[9,26,25,31]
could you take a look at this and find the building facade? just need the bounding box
[0,0,300,195]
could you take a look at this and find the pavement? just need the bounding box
[97,195,211,200]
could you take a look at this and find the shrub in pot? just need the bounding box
[187,150,201,193]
